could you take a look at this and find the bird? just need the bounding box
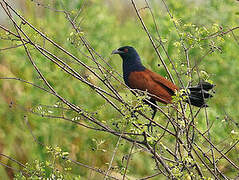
[112,46,214,121]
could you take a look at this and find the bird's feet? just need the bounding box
[145,122,156,134]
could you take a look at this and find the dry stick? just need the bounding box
[194,65,217,174]
[37,104,71,111]
[231,29,239,45]
[68,157,120,180]
[192,148,221,180]
[2,2,176,177]
[177,106,239,171]
[174,111,182,163]
[1,21,146,147]
[138,172,162,180]
[0,42,29,51]
[4,19,87,128]
[25,116,121,180]
[130,0,175,84]
[144,0,185,88]
[152,122,179,176]
[0,154,26,169]
[31,0,66,13]
[193,143,228,179]
[72,0,86,23]
[0,77,54,95]
[153,126,178,161]
[215,139,239,164]
[147,93,238,172]
[56,1,125,85]
[0,36,22,41]
[34,45,124,115]
[104,135,122,180]
[1,2,80,113]
[0,162,28,177]
[0,77,118,133]
[187,153,204,178]
[36,45,122,103]
[0,12,177,150]
[160,0,197,151]
[157,108,233,177]
[190,49,213,72]
[153,121,170,160]
[65,13,124,103]
[77,47,125,87]
[175,130,181,163]
[2,3,141,146]
[137,110,178,139]
[89,46,124,79]
[0,24,21,37]
[143,1,190,144]
[161,0,191,80]
[122,142,135,180]
[24,115,45,147]
[202,26,239,40]
[0,24,124,116]
[4,11,123,115]
[187,72,213,127]
[3,1,123,104]
[194,127,239,170]
[201,121,215,136]
[1,153,40,177]
[142,133,173,178]
[29,111,104,131]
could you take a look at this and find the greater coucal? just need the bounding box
[112,46,214,120]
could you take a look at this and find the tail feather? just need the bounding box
[187,81,214,107]
[190,90,213,99]
[189,81,215,91]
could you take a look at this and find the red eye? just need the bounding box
[124,48,128,53]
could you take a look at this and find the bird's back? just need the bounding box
[128,69,179,104]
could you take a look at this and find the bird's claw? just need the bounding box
[145,122,155,134]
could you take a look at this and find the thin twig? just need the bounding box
[130,0,175,84]
[122,142,135,180]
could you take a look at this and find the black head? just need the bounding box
[111,46,145,85]
[112,46,139,61]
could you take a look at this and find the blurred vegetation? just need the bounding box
[0,0,238,179]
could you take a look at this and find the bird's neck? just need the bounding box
[122,56,145,86]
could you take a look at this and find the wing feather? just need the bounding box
[128,69,179,104]
[146,69,179,95]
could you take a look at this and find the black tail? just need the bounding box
[187,81,215,107]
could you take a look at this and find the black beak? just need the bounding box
[111,49,124,55]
